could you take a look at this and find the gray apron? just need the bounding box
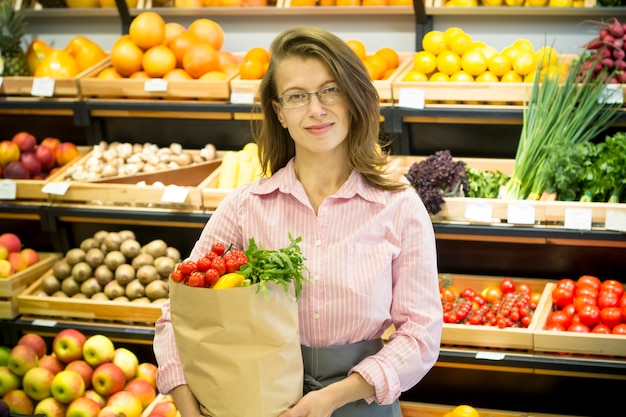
[301,339,401,417]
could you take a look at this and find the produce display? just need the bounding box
[547,275,626,335]
[580,17,626,84]
[35,230,180,304]
[217,142,263,189]
[0,132,79,180]
[0,232,41,278]
[0,330,159,417]
[344,39,403,81]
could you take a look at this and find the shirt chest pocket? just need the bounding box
[346,242,393,295]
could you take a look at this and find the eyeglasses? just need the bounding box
[277,86,344,109]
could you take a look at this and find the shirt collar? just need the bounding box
[251,158,387,205]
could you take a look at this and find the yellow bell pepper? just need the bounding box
[212,273,245,289]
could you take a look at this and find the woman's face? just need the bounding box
[272,56,350,156]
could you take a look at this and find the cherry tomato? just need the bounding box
[551,287,574,309]
[597,291,620,309]
[441,288,457,303]
[461,288,476,299]
[600,307,622,329]
[577,275,601,291]
[577,304,601,327]
[211,242,226,256]
[204,268,220,287]
[556,278,576,293]
[187,271,206,287]
[600,280,624,298]
[591,323,612,334]
[481,286,502,304]
[178,260,197,277]
[170,269,184,283]
[211,257,226,276]
[472,295,486,307]
[530,292,542,306]
[546,310,572,329]
[516,282,533,295]
[225,258,240,274]
[499,278,516,294]
[196,257,213,272]
[567,322,591,333]
[611,323,626,335]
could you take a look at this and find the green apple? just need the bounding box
[66,396,102,417]
[82,334,115,367]
[50,370,85,404]
[112,347,138,381]
[7,344,38,376]
[91,363,126,397]
[0,366,21,396]
[22,365,55,401]
[34,396,68,417]
[0,346,10,366]
[52,328,87,364]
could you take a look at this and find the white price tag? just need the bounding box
[398,88,425,109]
[0,180,17,200]
[475,351,506,361]
[598,84,623,105]
[32,319,57,327]
[564,207,592,230]
[464,201,493,223]
[507,202,536,225]
[31,77,55,97]
[230,92,255,104]
[144,79,168,92]
[161,185,189,203]
[41,181,70,196]
[605,209,626,232]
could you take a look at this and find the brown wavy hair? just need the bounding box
[251,26,405,191]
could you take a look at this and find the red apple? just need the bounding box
[0,233,21,253]
[19,152,41,177]
[83,334,115,367]
[39,354,65,375]
[106,391,142,417]
[17,333,47,358]
[124,378,155,410]
[19,248,40,267]
[34,396,68,417]
[55,142,80,166]
[83,389,107,408]
[35,145,56,171]
[0,140,20,168]
[3,161,29,179]
[52,329,87,364]
[7,252,28,273]
[50,370,85,404]
[97,405,126,417]
[91,363,126,397]
[40,137,61,154]
[112,348,138,381]
[65,360,94,390]
[11,132,36,153]
[67,396,102,417]
[22,365,55,401]
[7,344,38,376]
[149,398,177,417]
[135,362,157,389]
[2,389,34,414]
[0,366,21,396]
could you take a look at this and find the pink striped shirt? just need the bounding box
[153,158,442,405]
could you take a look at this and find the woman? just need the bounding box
[153,26,442,417]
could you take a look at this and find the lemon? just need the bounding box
[524,71,538,83]
[443,27,465,48]
[413,51,437,74]
[451,405,481,417]
[526,0,547,5]
[482,0,502,4]
[475,71,499,82]
[402,69,429,82]
[536,46,559,68]
[541,63,568,82]
[512,38,535,53]
[436,50,462,75]
[548,0,572,5]
[500,69,523,83]
[448,32,473,56]
[429,72,450,82]
[422,31,447,56]
[461,50,487,76]
[487,53,512,77]
[449,70,475,82]
[476,45,498,61]
[501,45,521,64]
[504,0,523,4]
[512,50,537,75]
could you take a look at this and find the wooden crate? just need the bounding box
[400,401,579,417]
[79,58,239,101]
[533,283,626,358]
[17,271,164,324]
[0,252,61,319]
[45,150,221,209]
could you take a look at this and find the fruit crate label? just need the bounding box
[145,79,168,92]
[161,185,189,203]
[475,351,506,361]
[598,85,623,105]
[563,207,592,230]
[506,202,535,225]
[41,181,70,195]
[31,77,55,97]
[0,180,16,200]
[230,92,255,104]
[464,201,493,223]
[398,88,425,110]
[605,209,626,232]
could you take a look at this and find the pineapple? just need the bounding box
[0,0,30,76]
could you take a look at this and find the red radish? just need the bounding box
[607,18,624,38]
[613,47,625,60]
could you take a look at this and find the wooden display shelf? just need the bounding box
[0,252,62,319]
[400,401,579,417]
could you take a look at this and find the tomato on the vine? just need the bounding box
[211,257,226,276]
[187,271,206,287]
[170,269,184,283]
[196,257,213,272]
[211,242,226,256]
[516,282,533,296]
[499,278,515,294]
[178,260,197,277]
[204,268,220,287]
[461,288,476,299]
[481,286,502,304]
[441,288,457,303]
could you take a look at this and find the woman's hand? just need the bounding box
[170,385,202,417]
[278,389,336,417]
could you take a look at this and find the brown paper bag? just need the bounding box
[169,280,303,417]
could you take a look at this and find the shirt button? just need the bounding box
[315,240,321,246]
[314,313,320,320]
[314,275,320,281]
[320,207,328,213]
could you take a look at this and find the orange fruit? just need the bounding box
[217,50,239,69]
[243,47,270,65]
[413,51,437,75]
[460,49,487,76]
[110,38,144,77]
[290,0,316,4]
[363,0,388,4]
[375,47,399,70]
[188,18,225,51]
[402,69,428,82]
[239,59,266,80]
[365,54,388,80]
[345,39,367,61]
[168,32,199,68]
[183,42,221,78]
[142,44,176,78]
[199,70,227,80]
[129,11,166,50]
[436,50,461,75]
[163,68,193,80]
[163,22,187,45]
[129,71,151,79]
[336,0,361,4]
[421,30,446,56]
[98,67,124,79]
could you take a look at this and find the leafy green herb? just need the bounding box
[543,141,593,201]
[466,167,510,198]
[239,233,310,300]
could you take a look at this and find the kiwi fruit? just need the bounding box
[80,277,102,297]
[52,259,72,280]
[52,291,69,298]
[61,277,80,297]
[136,265,159,285]
[104,251,127,271]
[79,237,99,252]
[112,296,130,303]
[85,248,105,268]
[131,253,154,270]
[65,248,86,266]
[125,279,145,300]
[91,292,109,301]
[41,275,61,295]
[145,279,169,301]
[166,247,182,263]
[131,297,151,304]
[104,232,124,252]
[151,298,168,306]
[93,230,109,245]
[72,293,88,299]
[118,230,136,241]
[71,262,93,283]
[143,239,168,259]
[104,280,125,300]
[154,256,176,279]
[94,265,114,286]
[115,264,136,286]
[120,239,141,259]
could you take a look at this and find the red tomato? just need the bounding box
[575,285,598,300]
[481,286,502,304]
[545,322,566,332]
[225,258,240,274]
[472,295,486,307]
[577,304,601,327]
[516,282,533,295]
[562,303,576,317]
[547,310,572,329]
[211,242,226,256]
[441,288,457,302]
[600,307,622,329]
[196,257,212,272]
[211,257,226,276]
[499,278,516,294]
[622,305,626,322]
[567,322,591,333]
[461,288,476,299]
[573,295,596,312]
[591,323,612,334]
[187,271,206,287]
[170,269,184,283]
[178,260,197,277]
[556,278,576,292]
[204,268,220,287]
[611,323,626,335]
[621,294,626,309]
[600,279,624,298]
[577,275,601,291]
[551,287,574,308]
[597,291,620,309]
